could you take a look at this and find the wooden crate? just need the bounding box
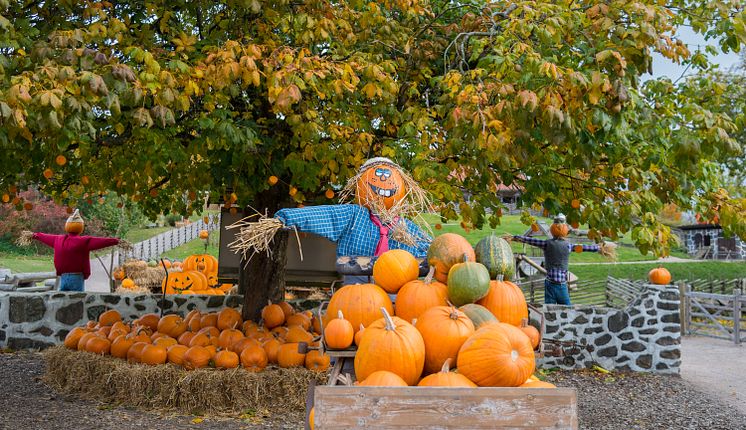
[311,386,578,429]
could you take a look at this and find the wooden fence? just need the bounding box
[681,285,745,344]
[515,276,643,308]
[99,213,221,267]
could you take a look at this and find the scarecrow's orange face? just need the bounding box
[356,164,406,210]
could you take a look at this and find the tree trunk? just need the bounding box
[239,187,287,322]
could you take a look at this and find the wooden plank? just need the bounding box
[314,387,578,429]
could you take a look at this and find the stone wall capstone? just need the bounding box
[538,284,681,374]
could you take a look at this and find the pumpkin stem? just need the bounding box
[380,307,396,331]
[267,300,272,307]
[449,307,460,320]
[424,266,436,284]
[462,253,470,262]
[411,318,417,326]
[337,310,344,320]
[441,358,452,373]
[496,274,504,282]
[521,318,529,328]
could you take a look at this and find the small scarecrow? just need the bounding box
[230,157,432,284]
[506,214,615,305]
[18,210,129,291]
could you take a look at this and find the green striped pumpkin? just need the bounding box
[446,259,491,306]
[458,304,498,329]
[474,234,515,280]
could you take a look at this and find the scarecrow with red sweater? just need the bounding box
[19,210,128,291]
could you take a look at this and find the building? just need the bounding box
[676,224,746,260]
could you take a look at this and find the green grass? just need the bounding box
[569,261,746,283]
[161,239,219,261]
[124,226,173,243]
[0,256,54,273]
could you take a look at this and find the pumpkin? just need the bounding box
[135,313,160,331]
[270,326,289,340]
[417,359,477,387]
[183,254,218,274]
[520,318,541,349]
[110,335,134,358]
[477,279,528,327]
[199,230,209,240]
[122,280,137,291]
[474,234,516,280]
[217,307,242,331]
[324,283,393,335]
[286,326,314,343]
[200,313,218,328]
[309,407,315,430]
[263,338,282,364]
[96,326,112,337]
[126,328,152,344]
[415,306,475,374]
[395,267,448,323]
[204,344,218,359]
[153,336,178,349]
[177,331,195,346]
[183,346,212,370]
[355,161,406,210]
[113,268,126,281]
[186,313,202,332]
[278,301,295,319]
[427,233,476,282]
[85,336,111,355]
[311,313,322,334]
[98,309,121,327]
[186,270,209,291]
[65,220,84,234]
[277,343,306,368]
[447,257,491,306]
[240,344,269,371]
[157,314,188,338]
[198,325,221,339]
[354,324,365,346]
[325,310,354,350]
[167,344,189,366]
[107,328,127,342]
[161,271,203,294]
[77,332,98,351]
[457,323,535,387]
[111,321,130,334]
[286,313,311,331]
[231,338,261,355]
[648,266,672,285]
[127,342,149,363]
[218,328,245,350]
[357,370,408,387]
[354,308,425,386]
[141,344,168,365]
[215,350,240,369]
[549,222,570,238]
[372,249,419,293]
[64,327,86,349]
[305,350,331,372]
[459,304,498,328]
[262,301,286,329]
[520,380,556,388]
[189,332,216,348]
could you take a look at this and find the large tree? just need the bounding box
[1,1,745,316]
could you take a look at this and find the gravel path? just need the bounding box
[2,351,745,429]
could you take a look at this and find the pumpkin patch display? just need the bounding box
[446,258,491,306]
[372,249,420,293]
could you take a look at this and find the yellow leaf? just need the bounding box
[362,82,377,99]
[191,417,203,424]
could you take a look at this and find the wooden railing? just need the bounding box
[681,285,745,344]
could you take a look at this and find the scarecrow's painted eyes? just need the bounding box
[375,168,392,179]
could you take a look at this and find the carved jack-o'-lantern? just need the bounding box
[162,272,200,294]
[183,254,218,274]
[355,163,407,210]
[65,209,85,234]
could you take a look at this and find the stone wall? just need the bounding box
[538,284,681,374]
[0,292,249,349]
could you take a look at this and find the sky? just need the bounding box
[647,26,743,81]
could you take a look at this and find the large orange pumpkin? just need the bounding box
[395,267,448,323]
[417,359,477,387]
[183,254,218,274]
[324,283,393,335]
[648,266,672,285]
[372,249,419,293]
[161,271,202,294]
[85,336,111,355]
[278,301,295,319]
[167,344,189,366]
[277,343,306,368]
[157,314,188,338]
[357,370,408,387]
[262,301,286,329]
[217,307,242,331]
[355,162,406,210]
[200,313,218,328]
[77,332,98,351]
[457,323,535,387]
[354,308,425,386]
[218,328,245,350]
[325,310,354,350]
[477,279,529,326]
[64,327,87,349]
[135,313,160,331]
[98,309,121,327]
[127,342,149,363]
[305,350,331,372]
[240,344,269,371]
[415,306,475,374]
[549,222,570,238]
[263,338,282,364]
[215,350,240,369]
[286,313,311,331]
[427,233,475,282]
[183,346,212,370]
[141,344,168,365]
[110,335,134,358]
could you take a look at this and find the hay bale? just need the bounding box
[130,267,167,289]
[43,346,327,415]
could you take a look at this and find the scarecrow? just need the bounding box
[18,210,129,291]
[230,157,432,284]
[506,214,615,305]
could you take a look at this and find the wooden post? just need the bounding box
[734,289,742,345]
[679,282,689,335]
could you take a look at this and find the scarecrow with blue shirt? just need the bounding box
[231,157,432,284]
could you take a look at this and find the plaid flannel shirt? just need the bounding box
[276,204,431,258]
[513,235,599,283]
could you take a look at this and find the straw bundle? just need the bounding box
[43,346,327,416]
[16,230,34,247]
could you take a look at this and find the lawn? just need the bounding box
[161,239,219,261]
[569,261,746,283]
[124,226,173,243]
[0,256,54,273]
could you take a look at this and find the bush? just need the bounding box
[165,214,182,227]
[75,192,147,237]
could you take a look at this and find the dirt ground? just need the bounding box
[2,351,745,430]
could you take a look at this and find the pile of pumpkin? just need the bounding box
[319,233,554,388]
[63,303,331,372]
[114,254,233,295]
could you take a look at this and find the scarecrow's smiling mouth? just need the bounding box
[369,184,398,198]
